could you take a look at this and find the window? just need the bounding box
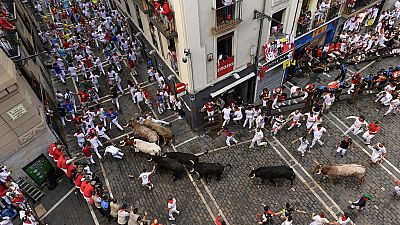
[217,32,234,61]
[135,5,144,31]
[125,0,132,16]
[270,9,285,35]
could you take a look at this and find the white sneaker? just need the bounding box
[176,211,180,215]
[169,217,175,221]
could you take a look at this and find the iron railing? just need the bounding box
[212,0,242,33]
[0,29,19,59]
[342,0,381,16]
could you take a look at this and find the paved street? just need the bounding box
[30,3,400,225]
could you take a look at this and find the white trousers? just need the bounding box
[226,136,238,146]
[362,131,375,144]
[243,117,254,129]
[343,125,363,135]
[310,136,323,148]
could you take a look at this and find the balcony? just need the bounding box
[1,0,16,21]
[148,12,178,39]
[133,0,152,14]
[296,20,311,37]
[0,28,19,59]
[342,0,382,19]
[211,0,242,35]
[311,4,341,29]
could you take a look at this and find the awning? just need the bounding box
[210,72,255,98]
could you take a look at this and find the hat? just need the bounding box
[363,194,374,200]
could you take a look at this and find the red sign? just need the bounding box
[217,56,234,78]
[175,82,187,93]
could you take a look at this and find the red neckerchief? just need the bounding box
[341,216,348,221]
[168,199,174,204]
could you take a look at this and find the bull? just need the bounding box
[310,164,365,183]
[162,150,208,166]
[189,162,231,183]
[120,135,161,156]
[143,120,174,147]
[124,118,159,144]
[148,156,185,182]
[249,166,295,185]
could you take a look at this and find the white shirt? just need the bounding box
[234,110,242,120]
[310,215,330,225]
[282,219,293,225]
[347,116,367,128]
[223,0,232,6]
[135,92,144,102]
[254,130,264,140]
[105,146,121,155]
[245,109,254,118]
[95,126,106,136]
[290,86,300,95]
[222,108,232,120]
[323,94,335,105]
[338,217,351,225]
[74,132,85,142]
[290,112,303,121]
[305,113,317,123]
[139,172,152,184]
[313,127,327,138]
[68,66,77,75]
[390,99,400,107]
[299,138,309,149]
[168,198,177,210]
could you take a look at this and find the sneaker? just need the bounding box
[249,146,253,149]
[319,142,324,145]
[176,211,180,215]
[301,153,305,157]
[169,217,175,221]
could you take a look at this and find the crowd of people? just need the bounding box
[0,166,39,225]
[33,0,186,224]
[8,0,400,224]
[294,0,400,79]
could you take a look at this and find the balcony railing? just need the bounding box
[342,0,382,18]
[296,20,311,37]
[1,0,16,21]
[149,11,178,39]
[0,29,20,59]
[211,0,242,35]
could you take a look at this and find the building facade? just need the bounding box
[114,0,302,128]
[0,0,58,180]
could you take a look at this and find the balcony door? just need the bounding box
[217,32,233,60]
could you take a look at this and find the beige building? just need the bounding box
[0,48,56,179]
[0,0,58,180]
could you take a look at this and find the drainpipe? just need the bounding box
[252,0,267,103]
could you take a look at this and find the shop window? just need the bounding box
[270,9,284,36]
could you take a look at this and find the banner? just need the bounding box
[217,56,234,77]
[263,34,294,62]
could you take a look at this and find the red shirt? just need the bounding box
[74,174,83,187]
[71,116,84,125]
[48,143,56,156]
[83,183,94,198]
[82,146,92,157]
[80,181,88,193]
[79,93,89,103]
[369,123,380,134]
[53,147,62,161]
[66,164,75,178]
[204,103,214,112]
[316,48,323,57]
[57,155,66,169]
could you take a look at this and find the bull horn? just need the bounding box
[313,160,320,164]
[189,168,194,173]
[120,140,126,146]
[250,173,255,178]
[123,123,129,128]
[147,157,153,162]
[251,167,255,171]
[189,160,195,165]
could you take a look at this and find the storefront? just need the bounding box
[255,50,293,102]
[294,18,338,53]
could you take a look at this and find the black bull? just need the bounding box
[190,162,232,182]
[249,166,295,185]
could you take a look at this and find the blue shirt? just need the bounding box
[105,111,118,120]
[101,201,109,209]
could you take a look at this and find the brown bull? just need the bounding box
[311,164,366,183]
[143,120,173,146]
[124,118,159,144]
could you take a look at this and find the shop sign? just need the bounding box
[312,25,327,38]
[266,51,292,69]
[217,56,234,78]
[7,104,28,121]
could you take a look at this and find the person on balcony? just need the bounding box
[161,1,175,33]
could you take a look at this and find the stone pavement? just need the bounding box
[30,2,400,225]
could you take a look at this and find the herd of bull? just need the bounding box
[119,118,367,185]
